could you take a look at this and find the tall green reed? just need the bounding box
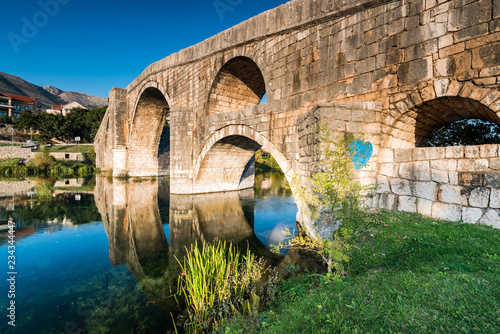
[176,241,265,333]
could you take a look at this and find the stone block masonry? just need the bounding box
[94,0,500,233]
[373,145,500,227]
[0,146,34,160]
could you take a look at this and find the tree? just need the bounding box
[274,127,376,279]
[424,119,500,147]
[14,110,39,131]
[13,106,107,143]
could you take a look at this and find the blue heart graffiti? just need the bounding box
[349,139,373,170]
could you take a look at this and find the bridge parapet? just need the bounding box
[373,145,500,226]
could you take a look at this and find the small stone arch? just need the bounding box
[128,84,171,176]
[206,56,268,116]
[193,125,294,193]
[384,80,500,148]
[130,80,172,130]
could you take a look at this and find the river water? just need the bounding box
[0,173,297,334]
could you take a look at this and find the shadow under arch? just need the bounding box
[206,56,267,115]
[384,83,500,148]
[193,124,294,194]
[128,85,171,176]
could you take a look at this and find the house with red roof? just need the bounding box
[0,93,39,118]
[46,101,85,116]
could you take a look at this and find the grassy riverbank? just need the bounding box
[47,144,94,154]
[0,148,96,177]
[219,210,500,333]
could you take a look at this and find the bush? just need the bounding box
[83,147,96,165]
[255,149,281,173]
[28,147,56,168]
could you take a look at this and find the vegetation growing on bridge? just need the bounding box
[278,129,376,279]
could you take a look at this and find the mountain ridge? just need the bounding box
[0,72,108,109]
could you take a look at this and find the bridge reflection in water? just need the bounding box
[94,173,297,310]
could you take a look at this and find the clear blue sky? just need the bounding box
[1,0,289,97]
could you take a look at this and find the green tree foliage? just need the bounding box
[14,106,107,143]
[255,149,281,173]
[0,115,13,124]
[423,119,500,147]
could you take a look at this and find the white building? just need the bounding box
[46,101,85,116]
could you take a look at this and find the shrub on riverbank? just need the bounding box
[29,147,57,167]
[219,210,500,333]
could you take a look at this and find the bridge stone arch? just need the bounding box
[128,83,171,176]
[193,124,294,193]
[130,80,172,124]
[384,81,500,148]
[206,56,268,115]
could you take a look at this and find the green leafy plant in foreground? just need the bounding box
[275,126,376,278]
[175,241,267,333]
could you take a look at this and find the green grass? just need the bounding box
[0,158,23,166]
[220,210,500,334]
[47,144,94,154]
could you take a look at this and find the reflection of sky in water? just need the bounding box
[163,223,170,243]
[253,196,298,250]
[0,222,160,334]
[0,178,298,333]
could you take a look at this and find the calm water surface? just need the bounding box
[0,173,297,333]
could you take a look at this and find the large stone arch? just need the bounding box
[384,81,500,148]
[193,125,294,193]
[206,56,268,115]
[128,83,171,176]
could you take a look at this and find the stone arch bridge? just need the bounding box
[95,0,500,225]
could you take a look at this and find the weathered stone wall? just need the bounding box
[373,145,500,226]
[297,102,383,182]
[0,146,34,160]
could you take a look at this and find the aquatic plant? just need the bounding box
[176,241,266,333]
